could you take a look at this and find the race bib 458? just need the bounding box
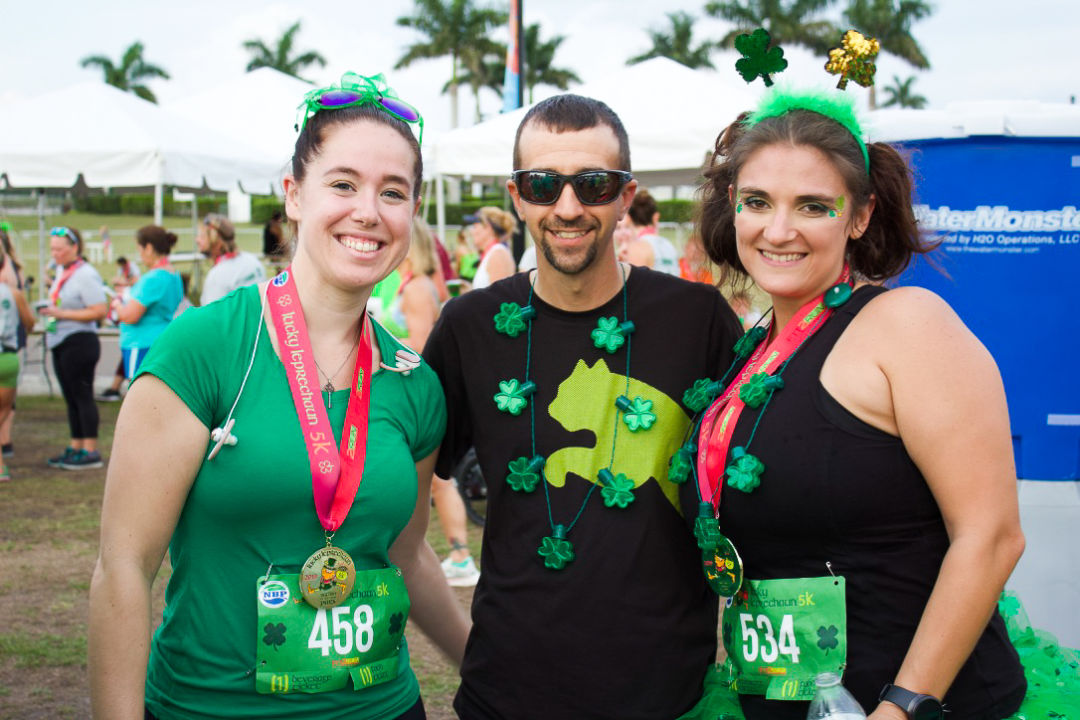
[255,566,410,694]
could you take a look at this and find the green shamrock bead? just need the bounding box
[591,316,635,353]
[683,378,718,413]
[824,282,852,308]
[733,326,768,358]
[618,396,656,432]
[694,511,723,551]
[507,455,544,492]
[726,446,764,493]
[668,445,695,484]
[493,302,536,338]
[537,526,575,570]
[494,379,536,415]
[599,471,635,509]
[738,372,784,408]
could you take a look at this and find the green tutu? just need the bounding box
[677,592,1080,720]
[999,591,1080,719]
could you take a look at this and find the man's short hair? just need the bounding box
[513,94,631,171]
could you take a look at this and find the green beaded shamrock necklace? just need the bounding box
[492,267,654,570]
[662,270,853,596]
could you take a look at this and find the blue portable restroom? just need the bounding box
[873,101,1080,481]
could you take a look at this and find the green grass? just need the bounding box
[0,395,476,720]
[0,212,268,299]
[0,632,87,669]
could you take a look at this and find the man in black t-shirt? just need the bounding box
[424,94,742,720]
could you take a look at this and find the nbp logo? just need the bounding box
[259,580,291,608]
[272,271,289,287]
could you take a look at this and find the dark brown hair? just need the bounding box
[513,94,631,171]
[291,105,422,197]
[0,229,19,273]
[697,109,933,294]
[628,188,659,227]
[136,225,179,256]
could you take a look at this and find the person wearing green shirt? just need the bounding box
[89,72,469,720]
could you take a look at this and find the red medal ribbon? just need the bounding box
[213,251,238,266]
[150,258,172,271]
[267,267,373,532]
[49,259,85,305]
[697,266,851,510]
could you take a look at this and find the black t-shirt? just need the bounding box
[424,267,742,720]
[718,286,1025,720]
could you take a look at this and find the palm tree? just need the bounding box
[79,42,170,104]
[242,21,326,82]
[482,23,581,106]
[705,0,840,56]
[880,75,927,108]
[628,11,716,69]
[453,48,507,123]
[843,0,932,108]
[520,24,581,104]
[395,0,507,128]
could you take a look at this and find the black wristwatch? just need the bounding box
[879,683,947,719]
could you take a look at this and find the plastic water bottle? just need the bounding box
[806,672,866,719]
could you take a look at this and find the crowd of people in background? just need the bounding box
[0,200,743,482]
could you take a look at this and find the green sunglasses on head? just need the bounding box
[295,72,424,146]
[50,227,78,244]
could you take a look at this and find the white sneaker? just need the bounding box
[441,555,480,587]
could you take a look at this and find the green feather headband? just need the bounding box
[744,86,870,174]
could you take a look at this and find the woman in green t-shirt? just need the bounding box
[89,73,469,720]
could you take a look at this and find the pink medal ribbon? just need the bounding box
[697,266,851,511]
[49,259,85,305]
[267,268,373,532]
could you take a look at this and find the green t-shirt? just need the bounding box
[135,284,446,719]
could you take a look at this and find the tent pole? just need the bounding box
[436,174,446,254]
[154,182,164,226]
[37,190,46,300]
[191,193,201,295]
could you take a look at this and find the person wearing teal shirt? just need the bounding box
[113,225,183,378]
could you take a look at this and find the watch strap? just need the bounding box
[879,683,946,719]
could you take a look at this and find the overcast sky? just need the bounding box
[2,0,1077,137]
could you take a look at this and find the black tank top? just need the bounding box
[718,286,1025,719]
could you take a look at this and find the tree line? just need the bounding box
[79,0,932,116]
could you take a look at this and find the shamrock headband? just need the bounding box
[294,72,424,146]
[744,86,870,174]
[733,27,877,174]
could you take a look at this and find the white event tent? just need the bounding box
[0,82,281,286]
[0,82,280,202]
[165,67,314,183]
[427,57,760,242]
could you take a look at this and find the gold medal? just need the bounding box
[705,535,744,598]
[300,544,356,609]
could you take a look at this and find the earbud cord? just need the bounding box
[215,286,268,442]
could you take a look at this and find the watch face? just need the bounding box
[912,697,945,720]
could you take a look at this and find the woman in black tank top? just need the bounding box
[693,89,1028,719]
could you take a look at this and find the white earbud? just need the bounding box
[380,348,422,376]
[208,418,238,461]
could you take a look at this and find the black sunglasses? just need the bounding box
[512,170,633,206]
